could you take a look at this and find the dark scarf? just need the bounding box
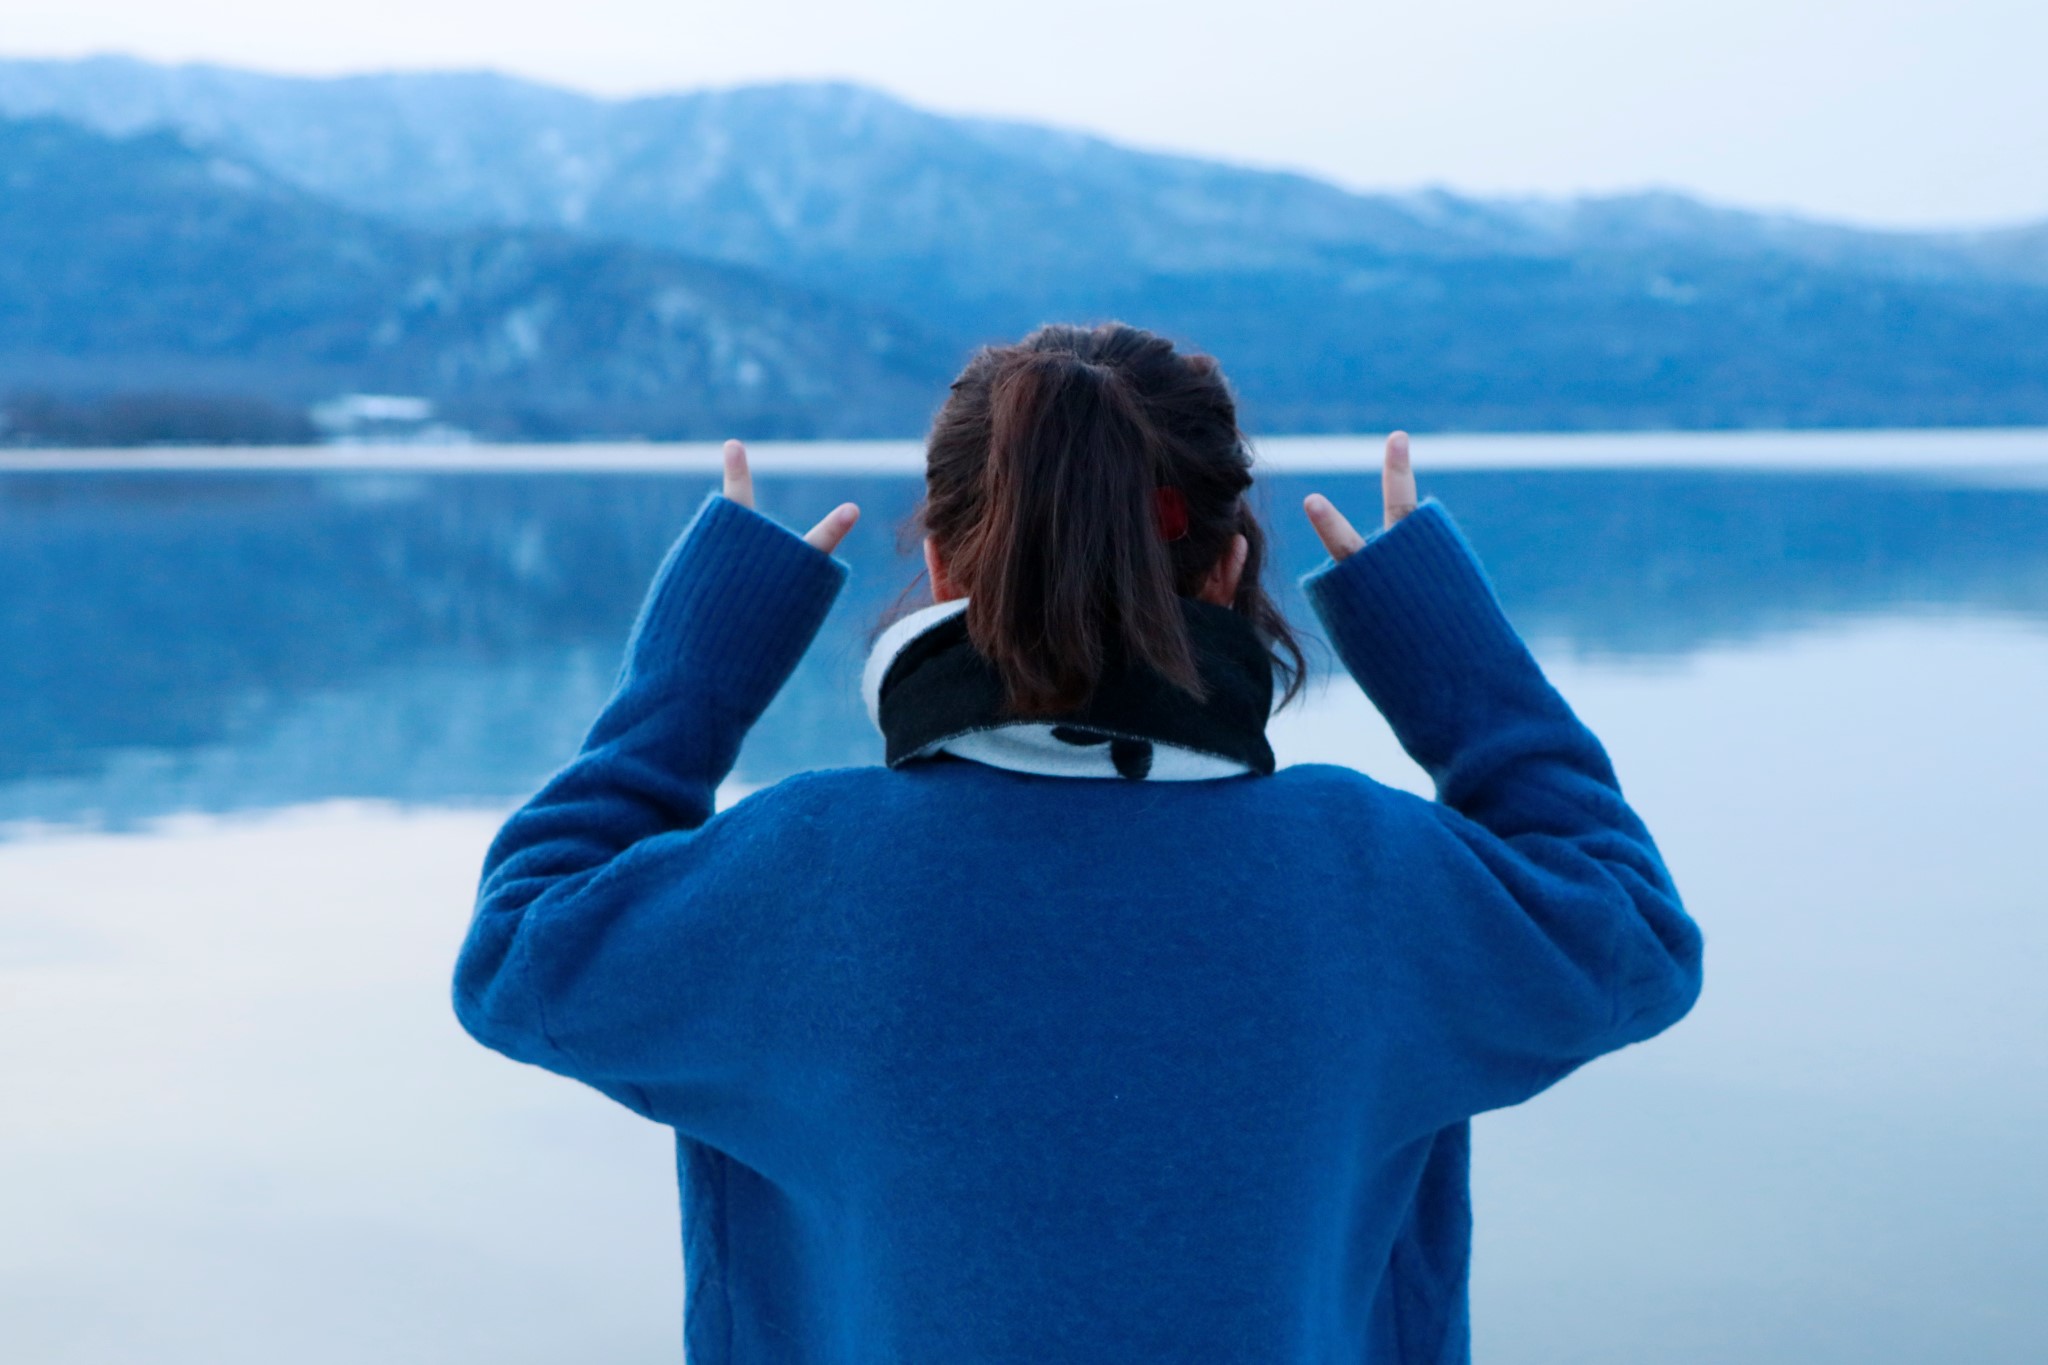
[863,597,1276,781]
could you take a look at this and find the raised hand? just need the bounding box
[1303,431,1416,562]
[722,439,861,553]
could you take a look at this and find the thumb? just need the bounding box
[804,502,860,554]
[1303,493,1367,562]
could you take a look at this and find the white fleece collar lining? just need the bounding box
[862,597,1253,782]
[862,597,970,729]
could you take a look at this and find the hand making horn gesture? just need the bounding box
[722,439,861,553]
[1303,431,1417,562]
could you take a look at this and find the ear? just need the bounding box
[1196,534,1249,607]
[925,536,965,602]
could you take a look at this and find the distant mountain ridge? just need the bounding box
[3,54,2048,434]
[6,56,2044,285]
[0,114,950,440]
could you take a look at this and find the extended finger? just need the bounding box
[722,439,754,508]
[1303,493,1367,562]
[1382,431,1417,528]
[805,502,861,554]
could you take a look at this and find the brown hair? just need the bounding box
[916,322,1305,717]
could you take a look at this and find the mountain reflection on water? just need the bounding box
[4,463,2046,830]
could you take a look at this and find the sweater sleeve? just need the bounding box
[451,493,846,1116]
[1301,500,1704,1128]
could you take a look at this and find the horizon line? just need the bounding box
[4,428,2046,480]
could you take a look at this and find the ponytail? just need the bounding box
[967,351,1199,716]
[918,322,1306,720]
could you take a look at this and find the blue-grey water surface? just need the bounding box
[2,450,2044,1363]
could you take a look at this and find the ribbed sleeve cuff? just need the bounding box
[1300,500,1540,762]
[623,493,849,710]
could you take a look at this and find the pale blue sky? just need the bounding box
[8,0,2045,228]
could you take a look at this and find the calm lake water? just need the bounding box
[3,437,2046,1363]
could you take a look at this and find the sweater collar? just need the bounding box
[863,597,1276,781]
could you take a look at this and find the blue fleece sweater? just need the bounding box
[454,493,1704,1364]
